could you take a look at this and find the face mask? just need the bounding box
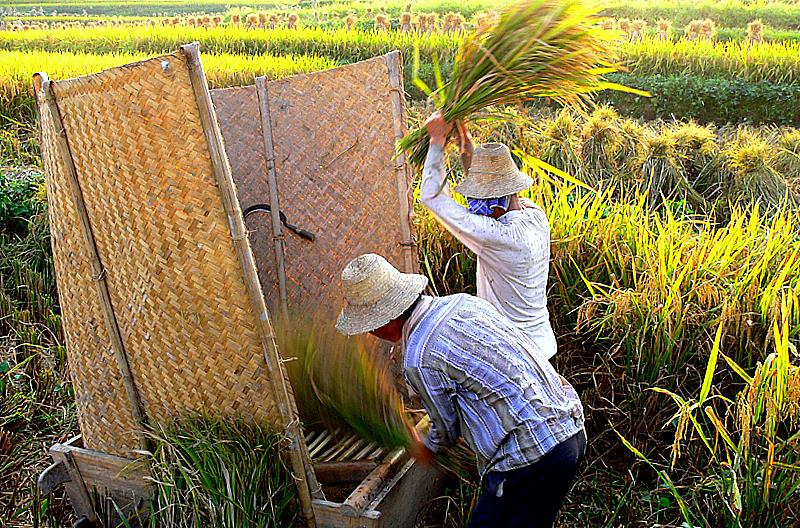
[466,196,512,216]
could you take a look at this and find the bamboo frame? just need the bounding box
[180,43,318,527]
[385,51,417,273]
[32,72,149,453]
[255,75,290,321]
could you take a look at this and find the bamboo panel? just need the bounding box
[39,51,286,455]
[35,79,141,456]
[212,53,418,319]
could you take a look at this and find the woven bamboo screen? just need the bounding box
[211,52,418,318]
[35,51,291,457]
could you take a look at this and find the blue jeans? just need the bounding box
[468,430,587,528]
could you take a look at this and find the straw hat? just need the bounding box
[454,143,533,199]
[336,254,428,335]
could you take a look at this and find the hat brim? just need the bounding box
[335,273,428,335]
[454,170,533,199]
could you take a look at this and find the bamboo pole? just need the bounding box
[255,75,290,322]
[33,72,149,453]
[385,50,417,273]
[179,43,318,527]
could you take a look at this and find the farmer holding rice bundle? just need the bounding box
[336,253,586,528]
[419,111,559,360]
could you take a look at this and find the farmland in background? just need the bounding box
[1,0,799,526]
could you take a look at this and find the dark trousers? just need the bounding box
[468,430,586,528]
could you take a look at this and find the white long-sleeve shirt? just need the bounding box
[419,144,557,359]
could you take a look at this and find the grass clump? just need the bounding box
[146,417,297,528]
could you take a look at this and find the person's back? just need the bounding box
[403,293,581,474]
[476,206,556,358]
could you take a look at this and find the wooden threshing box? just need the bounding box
[34,44,443,527]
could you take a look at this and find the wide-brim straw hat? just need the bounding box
[336,253,428,335]
[454,142,533,199]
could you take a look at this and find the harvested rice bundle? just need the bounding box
[723,131,790,210]
[641,129,706,211]
[630,19,647,41]
[287,13,298,29]
[599,18,615,31]
[231,14,240,26]
[276,317,478,478]
[668,122,721,199]
[276,316,412,449]
[258,12,267,27]
[345,14,357,30]
[536,109,585,183]
[617,17,631,39]
[580,106,623,188]
[212,15,222,26]
[400,11,413,32]
[700,18,716,40]
[398,0,638,171]
[685,19,702,40]
[656,19,671,40]
[747,19,764,44]
[269,14,280,29]
[374,14,390,31]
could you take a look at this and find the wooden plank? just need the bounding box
[312,500,380,528]
[50,446,98,522]
[340,448,408,516]
[366,459,447,528]
[33,72,149,452]
[51,444,151,498]
[384,50,416,274]
[313,461,377,485]
[255,75,290,321]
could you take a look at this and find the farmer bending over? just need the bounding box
[420,111,558,360]
[336,253,585,528]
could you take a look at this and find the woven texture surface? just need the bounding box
[212,55,418,319]
[42,52,284,456]
[37,87,141,455]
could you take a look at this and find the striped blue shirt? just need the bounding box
[402,294,584,475]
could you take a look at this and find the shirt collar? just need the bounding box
[402,295,434,348]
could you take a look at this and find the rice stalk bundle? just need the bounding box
[656,19,671,41]
[700,18,717,40]
[599,18,615,32]
[669,121,721,200]
[617,118,648,181]
[722,131,791,210]
[640,129,706,211]
[276,317,477,478]
[276,316,412,449]
[580,106,623,189]
[776,129,800,185]
[618,17,631,38]
[685,19,702,41]
[747,19,764,44]
[536,108,585,185]
[397,0,639,171]
[287,13,298,29]
[400,12,412,33]
[630,19,647,41]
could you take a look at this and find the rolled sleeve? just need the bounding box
[405,365,458,452]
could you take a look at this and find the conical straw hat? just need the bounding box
[454,143,533,199]
[336,254,428,335]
